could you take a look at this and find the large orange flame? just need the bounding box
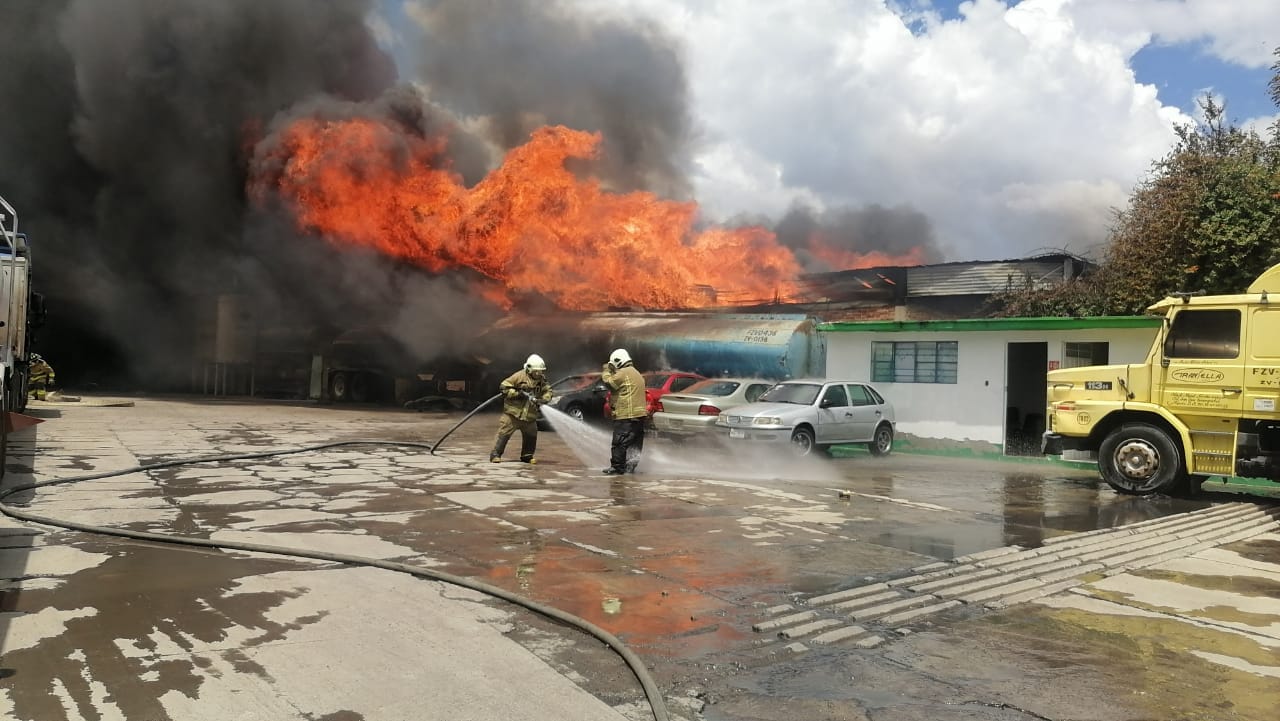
[255,118,914,310]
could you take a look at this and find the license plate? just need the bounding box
[729,429,745,439]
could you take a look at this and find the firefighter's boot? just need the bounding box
[519,433,537,464]
[491,434,511,463]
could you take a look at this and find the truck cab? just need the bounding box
[1044,264,1280,495]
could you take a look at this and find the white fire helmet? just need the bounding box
[609,348,632,368]
[524,354,547,375]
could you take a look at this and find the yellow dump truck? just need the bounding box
[1043,263,1280,495]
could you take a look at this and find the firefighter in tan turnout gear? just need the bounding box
[490,354,553,464]
[29,354,55,401]
[602,348,646,475]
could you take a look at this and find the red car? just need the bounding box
[603,371,705,420]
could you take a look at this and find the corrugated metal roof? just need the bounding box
[906,260,1069,297]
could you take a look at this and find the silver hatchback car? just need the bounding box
[715,379,895,457]
[651,377,775,439]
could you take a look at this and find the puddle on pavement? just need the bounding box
[1230,535,1280,565]
[0,540,315,721]
[979,604,1280,720]
[913,472,1214,554]
[1130,568,1280,601]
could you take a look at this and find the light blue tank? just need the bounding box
[488,313,825,381]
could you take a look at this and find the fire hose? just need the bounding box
[430,374,572,455]
[0,440,669,721]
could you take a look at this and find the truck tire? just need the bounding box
[329,372,350,402]
[15,368,28,413]
[351,373,369,403]
[1098,423,1186,495]
[0,381,8,478]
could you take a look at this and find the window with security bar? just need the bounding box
[871,341,958,383]
[1063,341,1108,368]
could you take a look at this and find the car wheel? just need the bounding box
[565,403,586,422]
[1098,422,1185,495]
[789,427,816,457]
[868,423,894,456]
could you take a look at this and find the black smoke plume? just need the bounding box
[409,0,693,199]
[773,202,945,272]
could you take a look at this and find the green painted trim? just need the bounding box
[818,316,1161,333]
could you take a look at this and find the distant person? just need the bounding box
[601,348,645,475]
[28,353,54,401]
[490,354,553,464]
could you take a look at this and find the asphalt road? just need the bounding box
[1,397,1277,721]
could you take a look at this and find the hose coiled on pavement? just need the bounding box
[0,439,669,721]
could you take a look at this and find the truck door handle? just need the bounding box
[1222,388,1242,395]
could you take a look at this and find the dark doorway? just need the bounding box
[1005,342,1047,455]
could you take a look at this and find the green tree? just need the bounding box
[990,53,1280,317]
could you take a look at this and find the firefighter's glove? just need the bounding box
[504,388,521,399]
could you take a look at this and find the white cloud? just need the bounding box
[1243,112,1280,137]
[570,0,1216,260]
[1067,0,1280,68]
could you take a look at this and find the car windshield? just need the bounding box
[682,379,740,397]
[553,375,598,391]
[758,382,821,405]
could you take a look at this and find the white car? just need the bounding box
[651,378,775,439]
[715,379,895,457]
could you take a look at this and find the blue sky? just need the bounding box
[1131,42,1274,122]
[917,0,1276,121]
[379,0,1280,261]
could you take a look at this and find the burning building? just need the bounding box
[7,0,941,395]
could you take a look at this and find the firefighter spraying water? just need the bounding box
[489,354,554,464]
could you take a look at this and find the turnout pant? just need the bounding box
[609,418,646,472]
[492,413,538,462]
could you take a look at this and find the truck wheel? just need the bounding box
[868,423,894,456]
[0,381,8,478]
[14,368,28,413]
[1099,423,1186,495]
[789,427,816,457]
[329,372,350,402]
[351,373,369,403]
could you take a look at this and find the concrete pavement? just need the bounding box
[0,397,649,721]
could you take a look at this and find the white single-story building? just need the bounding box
[820,316,1162,455]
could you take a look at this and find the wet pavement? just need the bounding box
[1,396,1277,720]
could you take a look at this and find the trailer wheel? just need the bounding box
[1098,423,1185,495]
[789,427,817,457]
[329,372,350,402]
